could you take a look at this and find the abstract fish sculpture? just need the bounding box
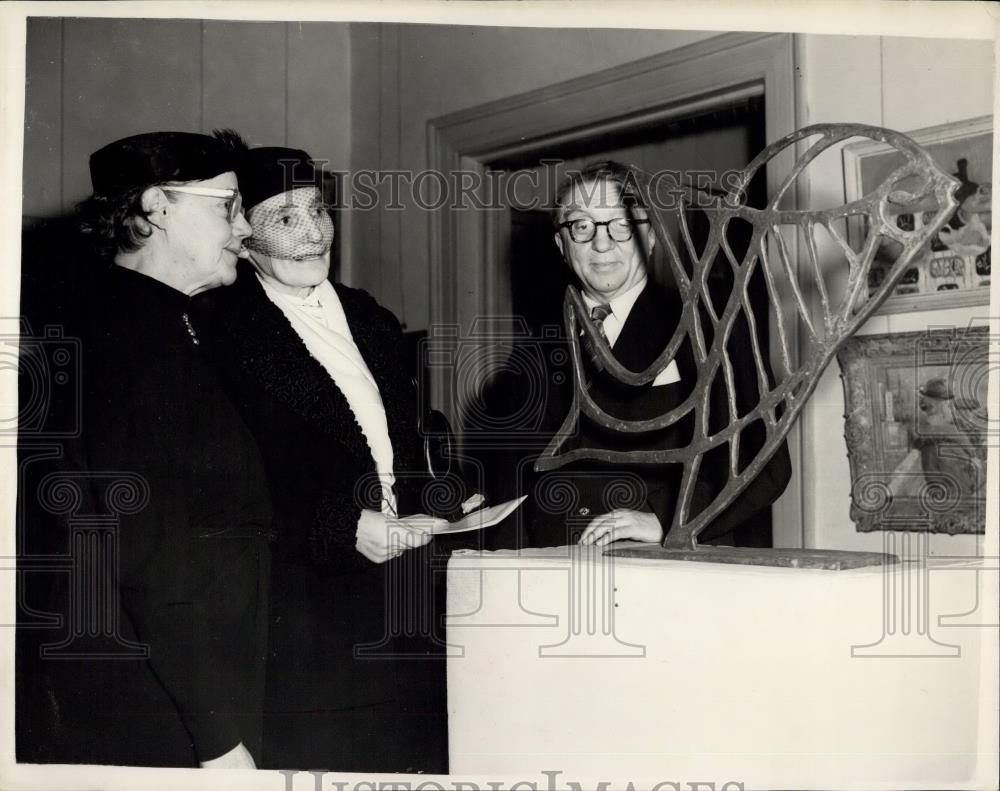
[534,124,959,565]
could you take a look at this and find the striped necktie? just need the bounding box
[582,303,612,372]
[591,303,611,341]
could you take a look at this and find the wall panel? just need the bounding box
[23,18,62,219]
[799,34,992,556]
[347,22,385,292]
[882,36,994,131]
[386,25,716,330]
[61,18,202,207]
[202,20,286,146]
[287,23,351,166]
[22,18,352,222]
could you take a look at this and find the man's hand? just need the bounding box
[578,509,663,547]
[355,509,437,563]
[200,741,256,769]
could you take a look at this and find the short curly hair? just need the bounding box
[76,184,178,258]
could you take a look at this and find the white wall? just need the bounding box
[347,23,717,327]
[796,35,994,554]
[22,19,351,222]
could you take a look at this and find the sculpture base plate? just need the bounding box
[605,544,896,569]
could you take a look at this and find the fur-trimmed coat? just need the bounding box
[198,265,468,567]
[195,264,452,773]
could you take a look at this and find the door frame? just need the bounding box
[427,31,803,546]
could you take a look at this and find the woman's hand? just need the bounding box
[200,741,256,769]
[577,509,663,547]
[355,509,438,563]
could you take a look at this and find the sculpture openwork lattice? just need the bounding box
[533,124,959,557]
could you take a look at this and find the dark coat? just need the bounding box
[196,265,455,773]
[17,265,273,767]
[528,280,791,548]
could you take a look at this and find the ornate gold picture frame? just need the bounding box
[838,326,990,534]
[843,116,992,314]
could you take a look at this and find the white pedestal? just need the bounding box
[446,543,995,789]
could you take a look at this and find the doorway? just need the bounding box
[481,95,774,546]
[497,94,766,339]
[427,31,802,547]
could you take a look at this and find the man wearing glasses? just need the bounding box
[527,160,789,549]
[17,132,273,769]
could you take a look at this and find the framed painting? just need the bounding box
[843,116,992,314]
[837,327,991,534]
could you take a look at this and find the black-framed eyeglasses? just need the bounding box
[161,185,244,223]
[558,217,650,244]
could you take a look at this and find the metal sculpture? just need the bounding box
[534,124,959,563]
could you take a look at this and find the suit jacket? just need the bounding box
[195,265,454,772]
[528,280,791,548]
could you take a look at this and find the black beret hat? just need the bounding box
[234,146,324,212]
[89,131,238,198]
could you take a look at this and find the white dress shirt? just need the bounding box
[581,276,681,385]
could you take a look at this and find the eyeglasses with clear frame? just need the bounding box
[558,217,650,244]
[160,185,244,223]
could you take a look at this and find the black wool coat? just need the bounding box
[196,265,456,773]
[17,265,274,767]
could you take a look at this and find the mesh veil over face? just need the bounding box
[245,187,334,259]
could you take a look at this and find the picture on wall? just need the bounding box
[837,327,990,534]
[843,116,992,313]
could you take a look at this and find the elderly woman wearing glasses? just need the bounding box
[196,134,463,773]
[20,132,274,769]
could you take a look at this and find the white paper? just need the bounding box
[425,495,528,535]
